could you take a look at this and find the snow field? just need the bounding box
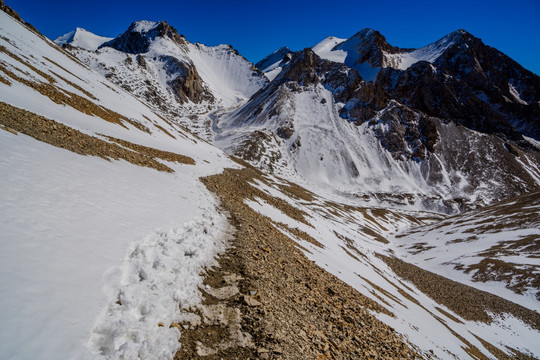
[0,10,238,360]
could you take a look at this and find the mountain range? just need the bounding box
[1,1,539,359]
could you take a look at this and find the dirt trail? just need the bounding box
[175,165,422,359]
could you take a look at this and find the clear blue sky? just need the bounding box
[8,0,540,75]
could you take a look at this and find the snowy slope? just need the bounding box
[240,173,540,359]
[54,27,113,51]
[312,36,346,63]
[215,78,540,213]
[392,191,540,311]
[384,30,465,70]
[0,10,237,360]
[187,42,266,107]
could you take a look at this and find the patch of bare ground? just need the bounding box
[462,256,540,301]
[379,255,540,332]
[0,101,193,172]
[175,166,423,359]
[104,135,195,165]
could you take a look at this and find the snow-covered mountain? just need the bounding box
[231,29,540,213]
[3,2,540,359]
[65,20,267,139]
[54,27,112,51]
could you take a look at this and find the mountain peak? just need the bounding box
[54,27,112,51]
[100,19,186,54]
[255,46,293,74]
[353,27,377,38]
[129,20,160,33]
[347,28,403,54]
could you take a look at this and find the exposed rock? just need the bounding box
[162,56,213,103]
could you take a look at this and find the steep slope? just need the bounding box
[54,27,112,51]
[0,8,237,360]
[215,31,540,213]
[65,20,267,139]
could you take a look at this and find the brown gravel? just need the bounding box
[380,255,540,331]
[175,166,423,359]
[0,101,194,172]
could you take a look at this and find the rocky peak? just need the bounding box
[255,46,293,72]
[335,28,408,69]
[278,48,321,85]
[352,28,402,54]
[100,20,186,54]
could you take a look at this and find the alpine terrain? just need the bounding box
[1,1,539,359]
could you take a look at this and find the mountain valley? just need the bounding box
[1,2,539,359]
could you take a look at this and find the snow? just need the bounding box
[0,10,238,360]
[186,43,267,107]
[312,36,347,63]
[0,131,231,360]
[54,28,113,51]
[385,32,459,70]
[132,20,159,33]
[264,65,284,81]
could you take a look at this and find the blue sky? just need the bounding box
[8,0,540,74]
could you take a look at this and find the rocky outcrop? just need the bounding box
[335,28,412,69]
[0,0,22,22]
[371,102,438,161]
[347,30,540,143]
[162,56,213,103]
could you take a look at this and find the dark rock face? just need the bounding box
[372,103,438,161]
[100,21,187,54]
[276,48,363,102]
[347,30,540,143]
[99,20,212,104]
[162,56,212,103]
[335,28,413,70]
